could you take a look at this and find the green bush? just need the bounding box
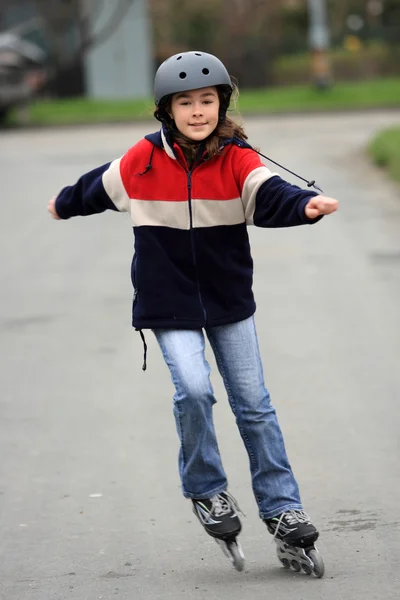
[369,127,400,182]
[272,44,400,85]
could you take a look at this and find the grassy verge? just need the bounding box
[237,77,400,113]
[6,77,400,127]
[369,127,400,183]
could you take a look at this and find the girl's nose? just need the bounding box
[192,103,203,116]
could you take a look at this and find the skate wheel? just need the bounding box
[279,558,291,569]
[308,549,325,578]
[291,560,301,572]
[215,538,245,572]
[227,540,245,572]
[301,563,313,575]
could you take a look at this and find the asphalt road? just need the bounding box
[1,111,400,600]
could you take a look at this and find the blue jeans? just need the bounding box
[153,316,302,520]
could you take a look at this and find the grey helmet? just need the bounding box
[154,51,233,122]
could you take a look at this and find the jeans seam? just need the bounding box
[155,329,226,498]
[156,335,189,489]
[175,399,187,483]
[207,332,263,508]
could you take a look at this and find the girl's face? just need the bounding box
[170,86,220,141]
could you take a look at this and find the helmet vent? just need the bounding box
[202,68,210,75]
[177,56,182,60]
[195,52,202,56]
[179,72,187,79]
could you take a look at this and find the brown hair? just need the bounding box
[154,83,248,166]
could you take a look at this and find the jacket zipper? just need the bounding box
[187,169,207,325]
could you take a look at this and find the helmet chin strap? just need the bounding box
[257,150,324,193]
[259,150,323,192]
[233,137,323,193]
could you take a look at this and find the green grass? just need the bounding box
[19,97,154,125]
[7,77,400,126]
[369,127,400,183]
[237,78,400,113]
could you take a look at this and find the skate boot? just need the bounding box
[265,510,324,577]
[192,491,245,571]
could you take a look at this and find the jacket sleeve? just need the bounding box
[55,158,130,219]
[235,148,322,228]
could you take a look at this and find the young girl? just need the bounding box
[48,51,338,575]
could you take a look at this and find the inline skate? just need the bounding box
[265,510,324,578]
[192,491,245,571]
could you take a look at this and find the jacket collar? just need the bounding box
[145,125,176,160]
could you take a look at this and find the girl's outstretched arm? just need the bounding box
[235,148,338,227]
[49,159,130,220]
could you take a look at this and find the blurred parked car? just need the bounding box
[0,32,47,122]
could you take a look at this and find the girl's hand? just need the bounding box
[48,196,61,220]
[305,195,339,219]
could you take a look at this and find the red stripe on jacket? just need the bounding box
[119,139,266,202]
